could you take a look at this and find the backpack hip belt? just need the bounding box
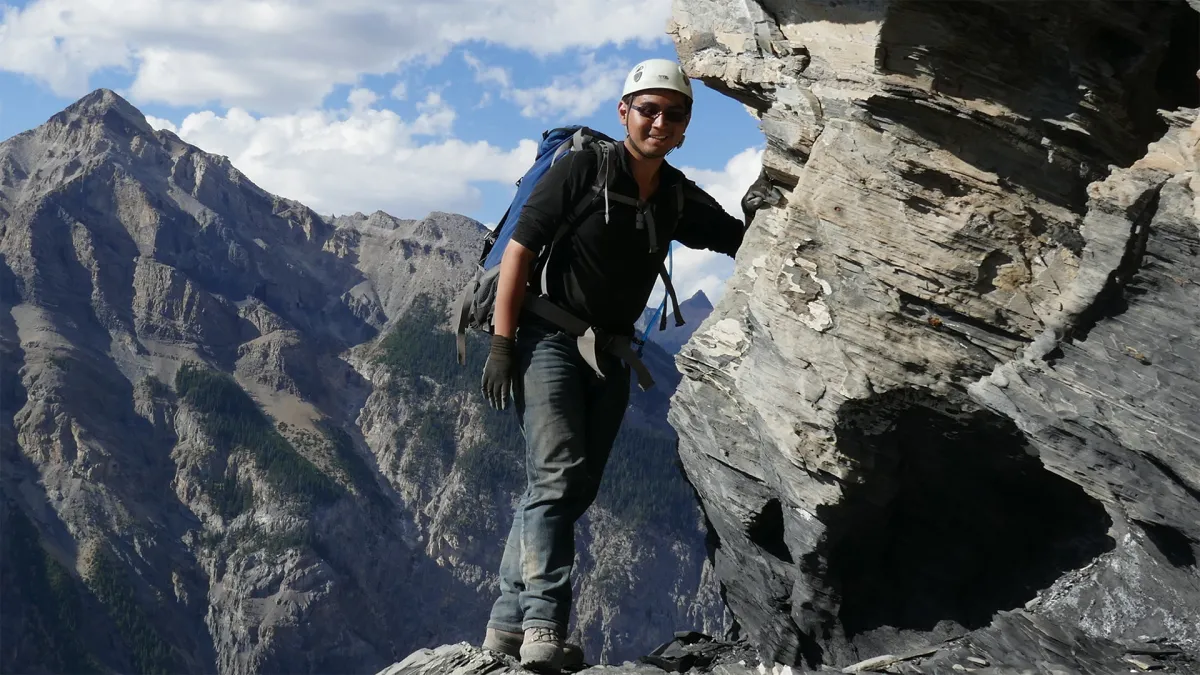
[522,295,656,391]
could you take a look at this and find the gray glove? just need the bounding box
[481,334,517,410]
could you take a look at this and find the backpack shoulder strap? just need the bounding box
[538,142,613,295]
[548,139,614,246]
[656,178,687,330]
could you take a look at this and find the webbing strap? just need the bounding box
[524,295,656,391]
[551,128,585,164]
[657,259,684,331]
[642,208,658,253]
[524,294,588,333]
[606,339,656,392]
[454,279,474,364]
[606,192,638,206]
[539,141,634,295]
[656,182,686,330]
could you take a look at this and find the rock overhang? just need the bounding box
[668,0,1200,668]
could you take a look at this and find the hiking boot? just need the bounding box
[482,627,585,670]
[482,627,523,656]
[519,626,564,672]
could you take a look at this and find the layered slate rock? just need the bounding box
[668,0,1200,668]
[379,614,1198,675]
[377,642,763,675]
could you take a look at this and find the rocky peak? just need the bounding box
[678,290,713,326]
[638,289,716,355]
[50,88,156,140]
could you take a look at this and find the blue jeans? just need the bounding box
[487,322,631,634]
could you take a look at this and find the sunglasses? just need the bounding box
[629,102,689,124]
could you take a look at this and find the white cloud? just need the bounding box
[147,92,537,218]
[660,146,764,304]
[505,56,628,120]
[411,91,455,136]
[390,81,407,100]
[0,0,671,113]
[661,247,735,306]
[463,51,512,89]
[462,52,627,121]
[144,114,176,133]
[348,87,378,111]
[681,147,764,221]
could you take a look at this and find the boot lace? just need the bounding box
[526,627,560,644]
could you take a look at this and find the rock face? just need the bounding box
[669,0,1200,668]
[0,89,720,674]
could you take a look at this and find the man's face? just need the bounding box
[618,89,691,160]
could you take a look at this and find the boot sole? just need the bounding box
[520,647,564,673]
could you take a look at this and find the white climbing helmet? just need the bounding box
[621,59,693,101]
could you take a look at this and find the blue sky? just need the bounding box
[0,0,764,300]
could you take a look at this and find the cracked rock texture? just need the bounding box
[381,609,1200,675]
[669,0,1200,669]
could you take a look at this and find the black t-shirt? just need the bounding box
[511,144,745,336]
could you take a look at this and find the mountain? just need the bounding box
[636,290,714,355]
[0,89,720,674]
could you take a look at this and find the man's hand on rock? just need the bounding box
[741,173,783,227]
[481,333,516,410]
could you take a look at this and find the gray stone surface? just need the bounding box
[377,616,1200,675]
[376,642,767,675]
[668,0,1200,669]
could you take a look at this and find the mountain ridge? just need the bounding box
[0,88,721,674]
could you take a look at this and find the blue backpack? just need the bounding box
[453,126,684,386]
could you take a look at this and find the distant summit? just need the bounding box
[52,87,156,138]
[636,289,715,355]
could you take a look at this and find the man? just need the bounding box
[479,58,777,672]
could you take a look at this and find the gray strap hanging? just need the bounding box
[657,260,684,330]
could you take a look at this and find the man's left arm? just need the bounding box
[674,174,782,257]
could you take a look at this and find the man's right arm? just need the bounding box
[483,245,533,410]
[493,149,596,337]
[492,241,537,339]
[480,149,594,409]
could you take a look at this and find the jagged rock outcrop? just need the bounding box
[0,89,720,674]
[381,610,1200,675]
[380,646,763,675]
[669,0,1199,670]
